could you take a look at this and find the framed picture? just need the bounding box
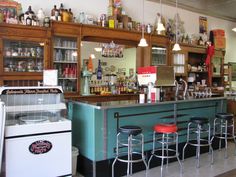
[199,16,207,34]
[0,0,22,18]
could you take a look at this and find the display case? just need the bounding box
[0,86,71,177]
[53,36,78,93]
[0,23,51,88]
[151,45,167,66]
[3,40,44,73]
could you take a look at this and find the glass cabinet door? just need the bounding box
[151,45,167,66]
[53,36,78,93]
[3,40,44,73]
[173,53,186,76]
[212,56,222,77]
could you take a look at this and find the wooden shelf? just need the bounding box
[188,71,208,73]
[54,60,77,64]
[4,56,43,59]
[54,46,77,50]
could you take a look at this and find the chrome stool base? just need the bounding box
[112,126,147,177]
[211,113,236,159]
[148,130,182,177]
[182,117,213,168]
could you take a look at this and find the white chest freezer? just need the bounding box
[0,86,72,177]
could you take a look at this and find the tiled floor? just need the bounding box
[76,142,236,177]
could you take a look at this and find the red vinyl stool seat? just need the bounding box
[148,123,182,177]
[154,124,178,133]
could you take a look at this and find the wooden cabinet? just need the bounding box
[171,44,225,89]
[0,23,50,86]
[3,22,222,100]
[51,22,81,98]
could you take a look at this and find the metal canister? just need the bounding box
[147,24,152,34]
[100,14,106,27]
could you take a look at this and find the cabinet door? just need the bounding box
[53,36,78,93]
[212,56,223,86]
[151,45,167,66]
[172,52,187,76]
[0,38,48,86]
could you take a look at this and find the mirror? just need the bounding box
[80,41,137,95]
[81,41,137,75]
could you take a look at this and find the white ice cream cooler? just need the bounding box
[0,86,72,177]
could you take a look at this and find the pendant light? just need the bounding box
[156,0,165,33]
[232,28,236,32]
[172,0,181,51]
[138,0,148,47]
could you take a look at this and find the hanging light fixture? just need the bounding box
[138,0,148,47]
[156,0,165,33]
[172,0,181,51]
[232,28,236,32]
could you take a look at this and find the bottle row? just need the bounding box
[4,60,43,72]
[4,47,43,58]
[56,65,77,78]
[54,38,77,48]
[54,49,77,62]
[89,84,133,95]
[58,80,76,92]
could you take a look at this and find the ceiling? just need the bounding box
[148,0,236,22]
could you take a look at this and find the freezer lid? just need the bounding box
[0,86,63,95]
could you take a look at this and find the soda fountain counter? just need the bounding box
[0,86,72,177]
[68,95,227,177]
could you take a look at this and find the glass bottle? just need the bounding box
[62,9,69,22]
[59,3,64,18]
[97,59,102,80]
[68,8,73,22]
[51,5,57,16]
[87,56,93,72]
[25,6,35,18]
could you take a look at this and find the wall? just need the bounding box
[17,0,236,62]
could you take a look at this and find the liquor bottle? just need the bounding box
[59,3,64,19]
[68,8,73,22]
[97,59,102,80]
[25,6,35,18]
[87,56,93,72]
[51,5,57,16]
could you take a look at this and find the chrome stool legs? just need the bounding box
[148,131,182,177]
[211,117,236,159]
[112,132,148,177]
[182,121,213,168]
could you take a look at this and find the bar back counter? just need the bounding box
[68,96,226,177]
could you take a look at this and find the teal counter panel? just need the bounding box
[69,98,226,162]
[69,102,105,161]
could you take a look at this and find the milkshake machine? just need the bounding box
[82,65,92,95]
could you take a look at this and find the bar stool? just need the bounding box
[182,117,213,168]
[148,123,182,177]
[211,113,236,158]
[112,125,148,177]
